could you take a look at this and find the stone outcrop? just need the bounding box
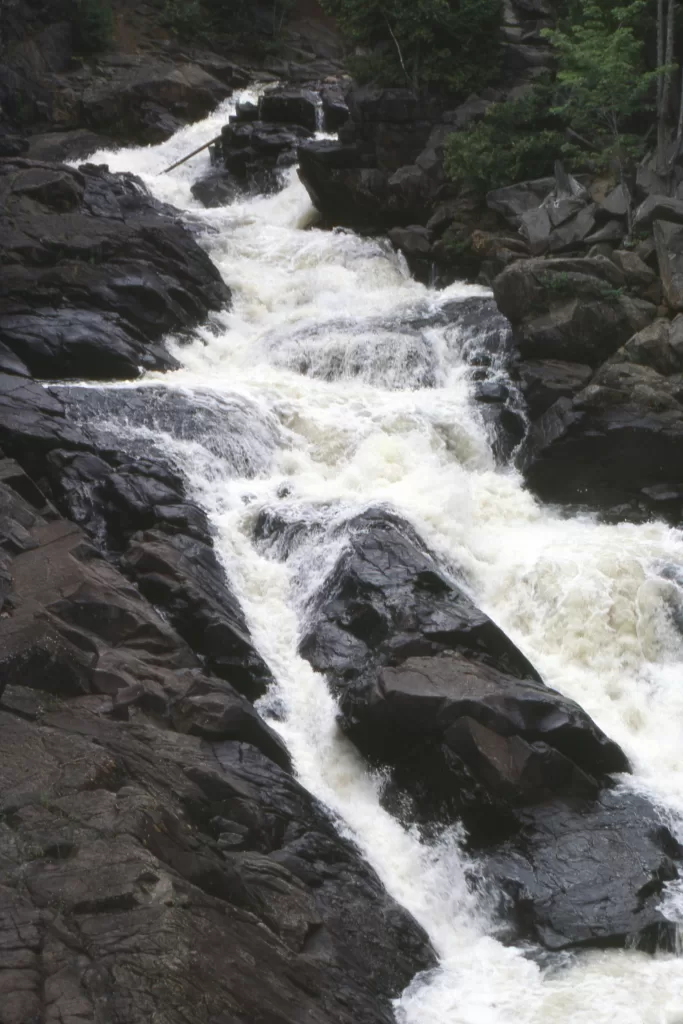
[256,503,681,952]
[493,255,656,365]
[0,459,434,1024]
[518,320,683,520]
[0,159,229,381]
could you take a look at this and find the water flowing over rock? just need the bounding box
[287,506,681,952]
[4,87,683,1024]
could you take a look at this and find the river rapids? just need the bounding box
[67,93,683,1023]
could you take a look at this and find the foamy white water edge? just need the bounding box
[76,95,683,1023]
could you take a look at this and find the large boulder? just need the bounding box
[493,256,656,365]
[653,219,683,310]
[518,356,683,518]
[80,61,232,144]
[259,88,319,132]
[486,788,682,951]
[220,120,313,193]
[293,508,627,824]
[258,504,680,952]
[0,159,229,380]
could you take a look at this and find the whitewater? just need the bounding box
[75,93,683,1023]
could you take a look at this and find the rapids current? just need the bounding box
[72,94,683,1022]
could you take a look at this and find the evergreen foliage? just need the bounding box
[445,0,662,195]
[72,0,114,53]
[443,86,568,194]
[319,0,503,92]
[544,0,657,169]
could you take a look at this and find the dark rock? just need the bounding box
[295,509,627,820]
[80,62,231,144]
[598,184,629,219]
[388,225,432,256]
[0,129,29,157]
[486,789,682,951]
[583,219,627,245]
[191,169,243,208]
[493,257,656,365]
[653,219,683,310]
[26,129,113,163]
[259,89,319,132]
[285,505,680,953]
[516,358,593,418]
[518,363,683,515]
[0,374,84,455]
[486,178,555,228]
[321,86,349,132]
[221,121,313,192]
[634,193,683,231]
[612,316,683,375]
[123,530,274,701]
[0,472,435,1024]
[0,160,229,380]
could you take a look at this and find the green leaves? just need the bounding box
[320,0,503,91]
[443,86,566,194]
[543,0,656,149]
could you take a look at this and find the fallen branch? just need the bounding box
[163,134,223,174]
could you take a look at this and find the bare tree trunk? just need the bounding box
[657,0,668,174]
[385,18,416,93]
[671,67,683,170]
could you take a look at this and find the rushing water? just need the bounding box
[74,93,683,1022]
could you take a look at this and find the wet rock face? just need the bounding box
[281,505,682,952]
[296,509,627,816]
[0,159,230,380]
[219,120,313,195]
[0,460,435,1024]
[515,318,683,521]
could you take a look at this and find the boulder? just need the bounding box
[611,316,683,375]
[259,89,319,132]
[321,85,350,132]
[518,362,683,517]
[26,128,113,162]
[221,121,313,192]
[493,257,656,365]
[486,177,555,228]
[598,183,629,219]
[653,219,683,310]
[80,62,231,144]
[191,168,243,208]
[0,160,229,380]
[486,789,682,951]
[635,193,683,230]
[516,358,593,418]
[388,225,432,257]
[266,504,682,951]
[294,508,627,822]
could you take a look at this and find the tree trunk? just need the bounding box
[657,0,670,175]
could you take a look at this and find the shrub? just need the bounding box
[72,0,114,53]
[444,86,568,194]
[161,0,204,37]
[320,0,503,93]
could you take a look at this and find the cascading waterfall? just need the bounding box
[71,93,683,1022]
